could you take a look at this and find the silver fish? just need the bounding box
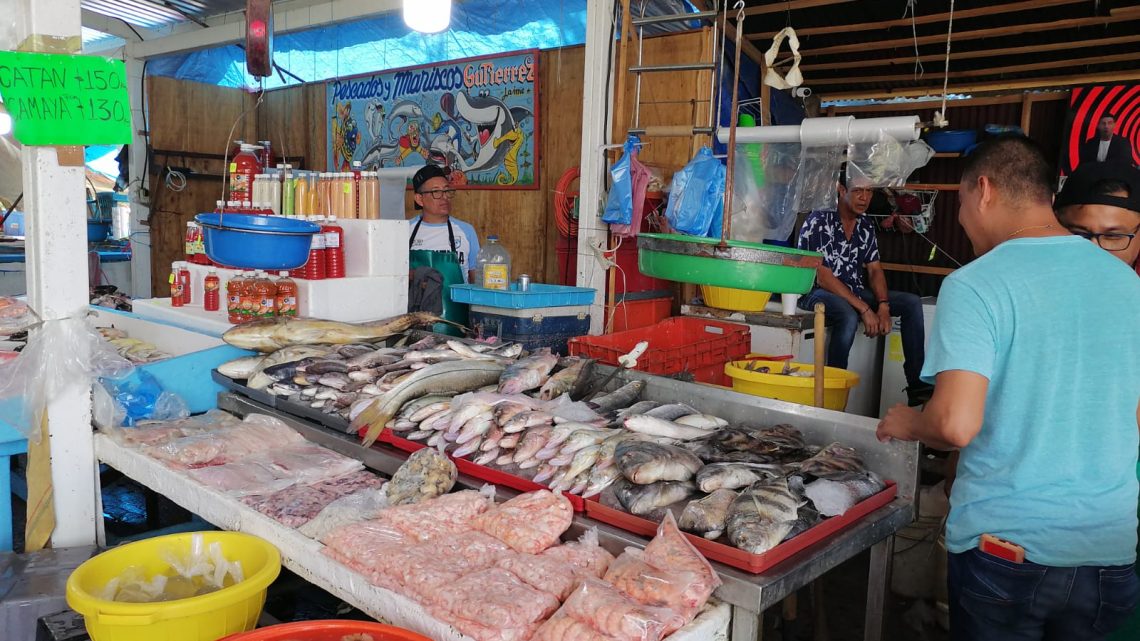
[644,403,700,421]
[726,478,801,554]
[798,442,866,477]
[502,410,554,433]
[614,478,696,516]
[582,465,622,498]
[386,446,457,505]
[456,415,494,445]
[533,463,560,484]
[481,424,505,451]
[301,359,350,375]
[675,414,729,429]
[493,343,524,358]
[495,452,516,467]
[679,488,739,539]
[217,355,264,380]
[452,436,484,458]
[405,429,435,441]
[337,344,376,359]
[616,441,704,484]
[245,346,334,389]
[403,396,453,422]
[563,444,603,480]
[498,348,560,395]
[494,401,532,425]
[802,471,885,517]
[346,348,402,371]
[317,373,352,391]
[623,415,717,440]
[537,358,595,401]
[223,312,448,352]
[589,381,646,413]
[474,447,500,466]
[513,427,553,464]
[406,349,465,363]
[498,432,521,449]
[695,462,787,493]
[610,400,662,426]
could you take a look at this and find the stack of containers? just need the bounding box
[450,284,597,355]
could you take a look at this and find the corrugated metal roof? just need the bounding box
[81,0,248,30]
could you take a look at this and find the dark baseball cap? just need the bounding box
[1056,162,1140,214]
[411,165,449,210]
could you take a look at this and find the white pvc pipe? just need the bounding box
[717,116,921,145]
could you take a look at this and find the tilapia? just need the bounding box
[679,489,739,539]
[537,358,595,401]
[616,441,704,484]
[801,471,885,516]
[798,442,866,477]
[385,446,457,505]
[223,312,450,352]
[497,348,560,394]
[753,424,806,450]
[588,381,646,413]
[623,415,719,440]
[695,462,787,493]
[726,478,802,554]
[614,478,697,516]
[354,361,506,445]
[217,355,264,380]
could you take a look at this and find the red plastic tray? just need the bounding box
[371,427,587,512]
[584,481,897,573]
[568,317,750,377]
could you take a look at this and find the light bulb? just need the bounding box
[403,0,451,34]
[0,112,10,136]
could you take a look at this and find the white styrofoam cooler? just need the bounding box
[340,218,409,278]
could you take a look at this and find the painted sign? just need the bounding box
[0,51,131,146]
[326,50,539,189]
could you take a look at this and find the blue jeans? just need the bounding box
[798,287,926,388]
[948,549,1140,641]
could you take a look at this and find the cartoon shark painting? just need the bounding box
[445,91,533,185]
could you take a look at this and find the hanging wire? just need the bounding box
[903,0,924,80]
[934,0,955,127]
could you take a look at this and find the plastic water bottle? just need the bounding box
[475,235,511,289]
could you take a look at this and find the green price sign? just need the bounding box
[0,51,131,146]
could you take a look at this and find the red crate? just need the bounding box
[556,238,671,295]
[568,317,750,378]
[609,296,673,333]
[584,481,897,573]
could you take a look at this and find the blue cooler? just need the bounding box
[469,304,590,355]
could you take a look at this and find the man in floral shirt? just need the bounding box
[796,170,932,406]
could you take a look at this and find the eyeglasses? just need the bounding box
[1068,227,1139,251]
[418,188,456,200]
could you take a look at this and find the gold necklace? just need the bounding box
[1007,224,1054,239]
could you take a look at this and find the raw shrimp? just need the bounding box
[563,578,687,641]
[641,512,720,607]
[474,490,573,554]
[540,529,615,578]
[497,552,581,601]
[603,549,701,615]
[429,568,560,629]
[533,613,620,641]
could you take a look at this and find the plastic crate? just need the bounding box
[450,283,596,309]
[470,304,590,355]
[568,317,750,377]
[609,296,672,333]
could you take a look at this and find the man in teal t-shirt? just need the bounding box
[878,136,1140,641]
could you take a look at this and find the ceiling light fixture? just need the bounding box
[403,0,452,34]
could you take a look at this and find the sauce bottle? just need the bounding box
[304,216,327,280]
[177,261,192,305]
[204,270,221,312]
[226,272,244,322]
[229,143,261,206]
[240,270,259,320]
[275,271,298,317]
[169,266,184,307]
[323,215,345,278]
[255,271,277,318]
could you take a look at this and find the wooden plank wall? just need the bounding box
[145,32,705,292]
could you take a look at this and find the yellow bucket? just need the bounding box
[66,532,282,641]
[700,285,772,312]
[725,359,860,411]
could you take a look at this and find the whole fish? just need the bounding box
[452,435,484,458]
[405,397,452,422]
[623,415,718,440]
[614,478,697,516]
[354,361,506,445]
[582,465,622,499]
[245,346,334,390]
[802,471,885,516]
[498,432,521,449]
[495,452,516,467]
[498,348,560,394]
[695,462,787,493]
[406,429,435,441]
[537,424,608,459]
[301,359,350,375]
[537,358,595,401]
[726,478,802,554]
[494,401,532,426]
[346,348,403,371]
[683,441,778,465]
[448,400,495,434]
[474,447,500,466]
[446,340,512,363]
[798,442,866,477]
[609,400,662,426]
[481,424,505,451]
[783,504,821,542]
[616,441,704,484]
[644,403,700,421]
[385,446,457,505]
[318,373,352,391]
[675,414,729,429]
[533,463,560,484]
[223,312,449,352]
[554,428,618,458]
[563,444,603,480]
[752,424,807,450]
[405,349,465,363]
[588,381,646,413]
[493,343,524,358]
[513,426,553,464]
[337,344,376,359]
[456,414,495,445]
[217,355,264,380]
[679,488,739,539]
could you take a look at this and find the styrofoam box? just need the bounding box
[340,218,410,277]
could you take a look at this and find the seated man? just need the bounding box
[796,170,931,406]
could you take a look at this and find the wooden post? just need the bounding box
[1020,92,1033,135]
[814,302,826,408]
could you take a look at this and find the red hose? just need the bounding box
[554,166,580,238]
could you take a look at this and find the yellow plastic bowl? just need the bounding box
[700,285,773,312]
[66,532,282,641]
[725,359,860,411]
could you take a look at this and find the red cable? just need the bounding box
[554,166,580,238]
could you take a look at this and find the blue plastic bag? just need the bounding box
[665,147,726,238]
[99,369,188,427]
[602,134,641,227]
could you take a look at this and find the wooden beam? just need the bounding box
[822,70,1140,101]
[881,262,956,276]
[830,91,1067,113]
[797,33,1140,73]
[744,0,853,16]
[759,14,1136,55]
[752,0,1084,39]
[690,0,766,68]
[810,51,1140,86]
[1020,93,1033,135]
[906,183,959,191]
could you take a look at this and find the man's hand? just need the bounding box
[877,306,893,337]
[859,308,880,337]
[877,403,924,443]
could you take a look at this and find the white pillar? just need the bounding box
[126,56,152,298]
[7,0,99,547]
[575,0,616,335]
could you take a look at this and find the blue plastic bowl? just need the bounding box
[195,213,319,270]
[925,129,977,153]
[87,221,111,243]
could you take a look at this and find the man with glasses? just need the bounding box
[409,164,481,282]
[1056,162,1140,277]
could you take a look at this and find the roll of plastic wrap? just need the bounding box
[800,116,854,147]
[717,115,921,145]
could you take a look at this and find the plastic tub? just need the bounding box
[450,283,596,309]
[700,285,772,312]
[87,221,111,243]
[66,531,282,641]
[924,129,977,153]
[569,317,750,378]
[219,620,432,641]
[195,213,319,270]
[725,359,860,411]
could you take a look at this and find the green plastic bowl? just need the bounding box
[637,233,821,294]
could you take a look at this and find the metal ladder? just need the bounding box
[624,3,721,140]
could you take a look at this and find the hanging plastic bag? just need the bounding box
[609,135,652,239]
[602,135,640,228]
[665,147,726,238]
[98,369,190,427]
